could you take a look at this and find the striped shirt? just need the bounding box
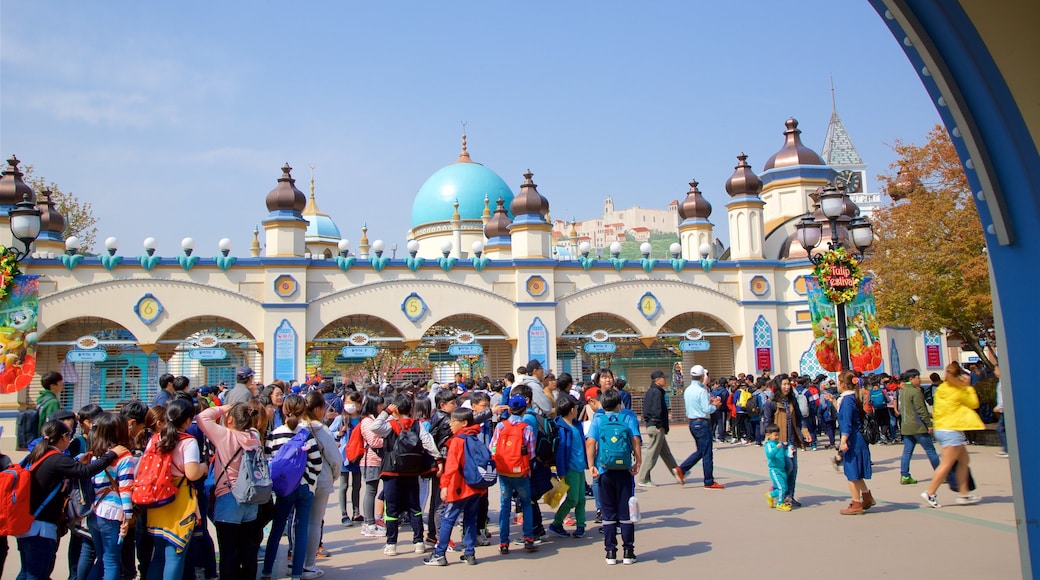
[93,451,135,522]
[265,422,323,490]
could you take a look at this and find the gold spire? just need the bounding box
[360,222,369,246]
[456,122,472,163]
[568,218,577,239]
[304,164,320,215]
[481,194,492,226]
[250,225,261,257]
[452,198,461,222]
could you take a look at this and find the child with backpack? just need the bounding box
[585,389,642,565]
[425,389,458,546]
[357,394,387,538]
[368,394,440,557]
[138,398,207,580]
[547,395,587,538]
[261,395,323,580]
[423,408,492,566]
[7,420,126,579]
[82,412,135,580]
[330,389,364,525]
[490,394,538,553]
[197,400,268,580]
[301,391,343,578]
[513,383,555,544]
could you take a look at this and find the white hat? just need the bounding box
[690,364,707,377]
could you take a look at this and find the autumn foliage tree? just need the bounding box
[865,124,994,368]
[23,165,99,252]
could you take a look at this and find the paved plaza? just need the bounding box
[4,432,1021,580]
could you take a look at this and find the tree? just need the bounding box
[865,124,995,368]
[22,165,99,252]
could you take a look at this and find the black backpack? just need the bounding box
[860,411,880,445]
[16,410,40,451]
[381,420,433,476]
[746,391,762,417]
[525,411,559,466]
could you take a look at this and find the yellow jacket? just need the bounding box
[932,381,985,432]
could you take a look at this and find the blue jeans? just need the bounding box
[147,536,189,580]
[498,476,533,544]
[15,535,58,580]
[678,419,715,485]
[89,516,123,580]
[900,433,941,477]
[436,495,479,557]
[784,451,799,501]
[997,414,1008,453]
[263,485,314,578]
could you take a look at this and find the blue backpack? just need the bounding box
[460,433,498,489]
[270,429,310,497]
[869,388,886,408]
[597,414,633,471]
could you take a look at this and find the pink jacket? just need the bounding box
[197,406,261,498]
[359,415,385,469]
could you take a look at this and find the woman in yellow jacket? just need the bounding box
[920,362,984,508]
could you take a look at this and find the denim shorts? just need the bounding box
[213,491,259,523]
[933,429,967,448]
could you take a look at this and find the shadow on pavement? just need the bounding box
[636,540,712,562]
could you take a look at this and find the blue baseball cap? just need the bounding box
[508,395,527,410]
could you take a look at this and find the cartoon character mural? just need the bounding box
[0,275,40,393]
[805,275,883,373]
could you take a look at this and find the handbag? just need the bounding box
[542,477,570,510]
[145,477,197,553]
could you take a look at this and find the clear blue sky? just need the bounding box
[1,1,939,256]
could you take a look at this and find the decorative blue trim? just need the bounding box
[700,257,717,272]
[261,302,309,309]
[749,275,770,297]
[471,256,490,271]
[578,256,597,271]
[639,257,656,273]
[405,256,424,272]
[437,256,458,272]
[177,254,199,271]
[759,165,836,185]
[725,196,765,207]
[138,254,161,271]
[371,256,391,272]
[262,211,305,222]
[100,255,122,271]
[736,299,809,307]
[610,257,626,272]
[515,301,559,307]
[670,258,686,273]
[215,255,236,271]
[510,214,549,226]
[273,275,299,298]
[526,275,548,297]
[778,327,814,333]
[679,218,713,227]
[335,255,356,271]
[60,254,84,270]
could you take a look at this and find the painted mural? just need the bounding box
[0,274,39,393]
[805,275,882,373]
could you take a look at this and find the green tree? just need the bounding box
[23,165,99,252]
[866,124,994,368]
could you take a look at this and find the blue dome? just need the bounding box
[305,213,341,241]
[411,161,514,227]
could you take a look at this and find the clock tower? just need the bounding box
[821,86,880,217]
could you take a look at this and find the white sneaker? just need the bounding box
[383,543,397,556]
[301,567,325,580]
[995,451,1009,458]
[414,542,426,553]
[956,494,982,505]
[636,480,655,487]
[921,492,942,508]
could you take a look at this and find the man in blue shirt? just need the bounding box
[678,365,725,489]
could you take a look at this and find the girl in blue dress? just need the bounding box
[837,370,874,515]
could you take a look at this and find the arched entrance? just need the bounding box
[157,317,260,390]
[421,314,511,383]
[557,313,645,382]
[310,314,410,385]
[657,312,736,379]
[37,317,149,410]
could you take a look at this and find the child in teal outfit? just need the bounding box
[547,395,587,538]
[763,424,791,511]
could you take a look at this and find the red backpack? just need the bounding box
[132,433,192,509]
[0,449,60,536]
[344,421,366,464]
[493,420,530,477]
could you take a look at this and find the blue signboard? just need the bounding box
[274,319,297,383]
[187,348,228,360]
[448,344,483,356]
[527,317,548,370]
[341,346,378,358]
[67,350,108,363]
[583,342,617,354]
[679,340,711,352]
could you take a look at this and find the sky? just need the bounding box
[0,1,941,256]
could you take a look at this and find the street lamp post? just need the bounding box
[795,184,874,372]
[6,193,43,262]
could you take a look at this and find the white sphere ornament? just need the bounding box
[338,239,350,252]
[639,242,653,255]
[609,241,622,255]
[699,243,712,258]
[181,237,195,251]
[669,242,682,255]
[406,240,420,253]
[143,237,157,250]
[105,237,119,251]
[218,238,233,252]
[371,240,385,253]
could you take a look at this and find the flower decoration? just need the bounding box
[812,246,863,304]
[0,249,21,302]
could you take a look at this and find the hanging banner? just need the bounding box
[0,274,39,393]
[527,317,548,370]
[273,319,297,383]
[805,275,883,373]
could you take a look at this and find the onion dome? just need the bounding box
[509,170,549,218]
[36,189,66,239]
[678,179,712,220]
[265,163,307,214]
[724,153,763,198]
[484,196,513,238]
[411,134,514,227]
[0,155,35,206]
[763,118,826,171]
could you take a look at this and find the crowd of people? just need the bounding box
[1,357,1000,578]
